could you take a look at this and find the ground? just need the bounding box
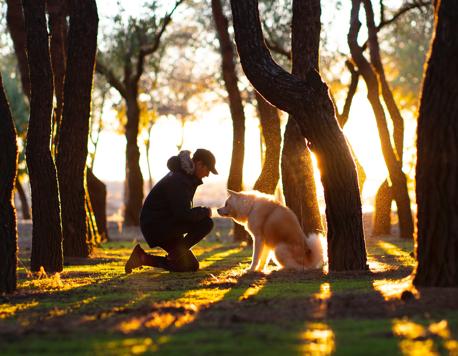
[1,218,457,355]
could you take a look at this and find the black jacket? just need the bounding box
[140,155,208,230]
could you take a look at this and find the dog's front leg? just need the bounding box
[248,236,263,272]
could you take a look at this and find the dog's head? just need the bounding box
[217,190,253,222]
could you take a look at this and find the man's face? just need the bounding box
[194,161,210,179]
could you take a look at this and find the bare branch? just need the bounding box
[95,59,127,98]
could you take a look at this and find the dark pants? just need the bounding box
[141,217,214,272]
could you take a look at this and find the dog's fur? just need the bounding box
[217,190,324,272]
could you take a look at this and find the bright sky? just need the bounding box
[92,0,417,211]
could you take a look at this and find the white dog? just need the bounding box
[217,190,324,272]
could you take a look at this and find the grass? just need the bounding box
[1,231,457,355]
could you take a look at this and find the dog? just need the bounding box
[217,190,324,272]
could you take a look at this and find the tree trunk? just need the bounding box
[56,0,98,258]
[6,0,30,99]
[23,0,63,272]
[230,0,367,271]
[0,73,18,294]
[212,0,248,243]
[414,0,458,287]
[281,0,324,235]
[87,169,109,242]
[253,91,281,195]
[282,120,323,234]
[362,0,411,238]
[348,0,413,240]
[123,91,144,226]
[15,178,31,220]
[372,179,392,236]
[48,0,68,157]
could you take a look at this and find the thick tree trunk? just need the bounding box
[253,91,281,195]
[48,0,68,157]
[348,0,413,240]
[212,0,248,242]
[282,120,323,235]
[281,0,323,235]
[6,0,30,99]
[23,0,63,272]
[230,0,367,271]
[414,0,458,287]
[87,169,109,242]
[372,179,392,236]
[15,178,31,220]
[123,91,144,226]
[56,0,98,257]
[0,73,18,294]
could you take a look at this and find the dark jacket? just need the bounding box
[140,154,208,230]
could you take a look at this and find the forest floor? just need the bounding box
[1,217,458,355]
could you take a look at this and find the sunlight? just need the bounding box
[377,241,415,266]
[372,276,416,301]
[390,318,458,356]
[0,300,39,319]
[101,337,158,355]
[239,277,267,301]
[312,282,332,319]
[300,322,336,355]
[198,247,244,270]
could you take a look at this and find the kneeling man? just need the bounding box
[125,149,217,273]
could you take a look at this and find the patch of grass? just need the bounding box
[2,233,457,355]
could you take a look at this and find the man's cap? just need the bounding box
[193,148,218,175]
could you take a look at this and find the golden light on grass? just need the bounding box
[372,276,416,301]
[239,277,267,301]
[367,258,394,273]
[392,318,458,355]
[300,322,335,355]
[377,241,415,265]
[101,337,158,355]
[198,247,243,270]
[0,300,39,319]
[312,282,332,319]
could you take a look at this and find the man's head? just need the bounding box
[192,148,218,179]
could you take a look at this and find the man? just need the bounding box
[125,148,217,273]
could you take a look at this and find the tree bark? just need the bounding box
[48,0,68,157]
[230,0,367,271]
[6,0,30,99]
[123,90,144,226]
[348,0,413,239]
[212,0,248,242]
[56,0,98,257]
[372,179,392,236]
[281,0,324,235]
[23,0,63,272]
[253,91,281,195]
[87,169,109,242]
[15,178,31,220]
[414,0,458,287]
[0,73,18,294]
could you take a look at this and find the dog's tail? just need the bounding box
[304,232,326,269]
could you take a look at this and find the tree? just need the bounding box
[211,0,248,242]
[56,0,98,257]
[348,0,413,239]
[0,73,18,293]
[281,0,323,235]
[253,91,281,195]
[414,0,458,287]
[96,1,183,226]
[23,0,63,272]
[230,0,367,271]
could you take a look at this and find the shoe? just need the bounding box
[125,244,144,274]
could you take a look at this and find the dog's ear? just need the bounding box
[227,189,239,196]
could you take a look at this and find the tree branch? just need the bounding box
[95,59,127,98]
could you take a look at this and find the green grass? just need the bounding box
[1,235,457,355]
